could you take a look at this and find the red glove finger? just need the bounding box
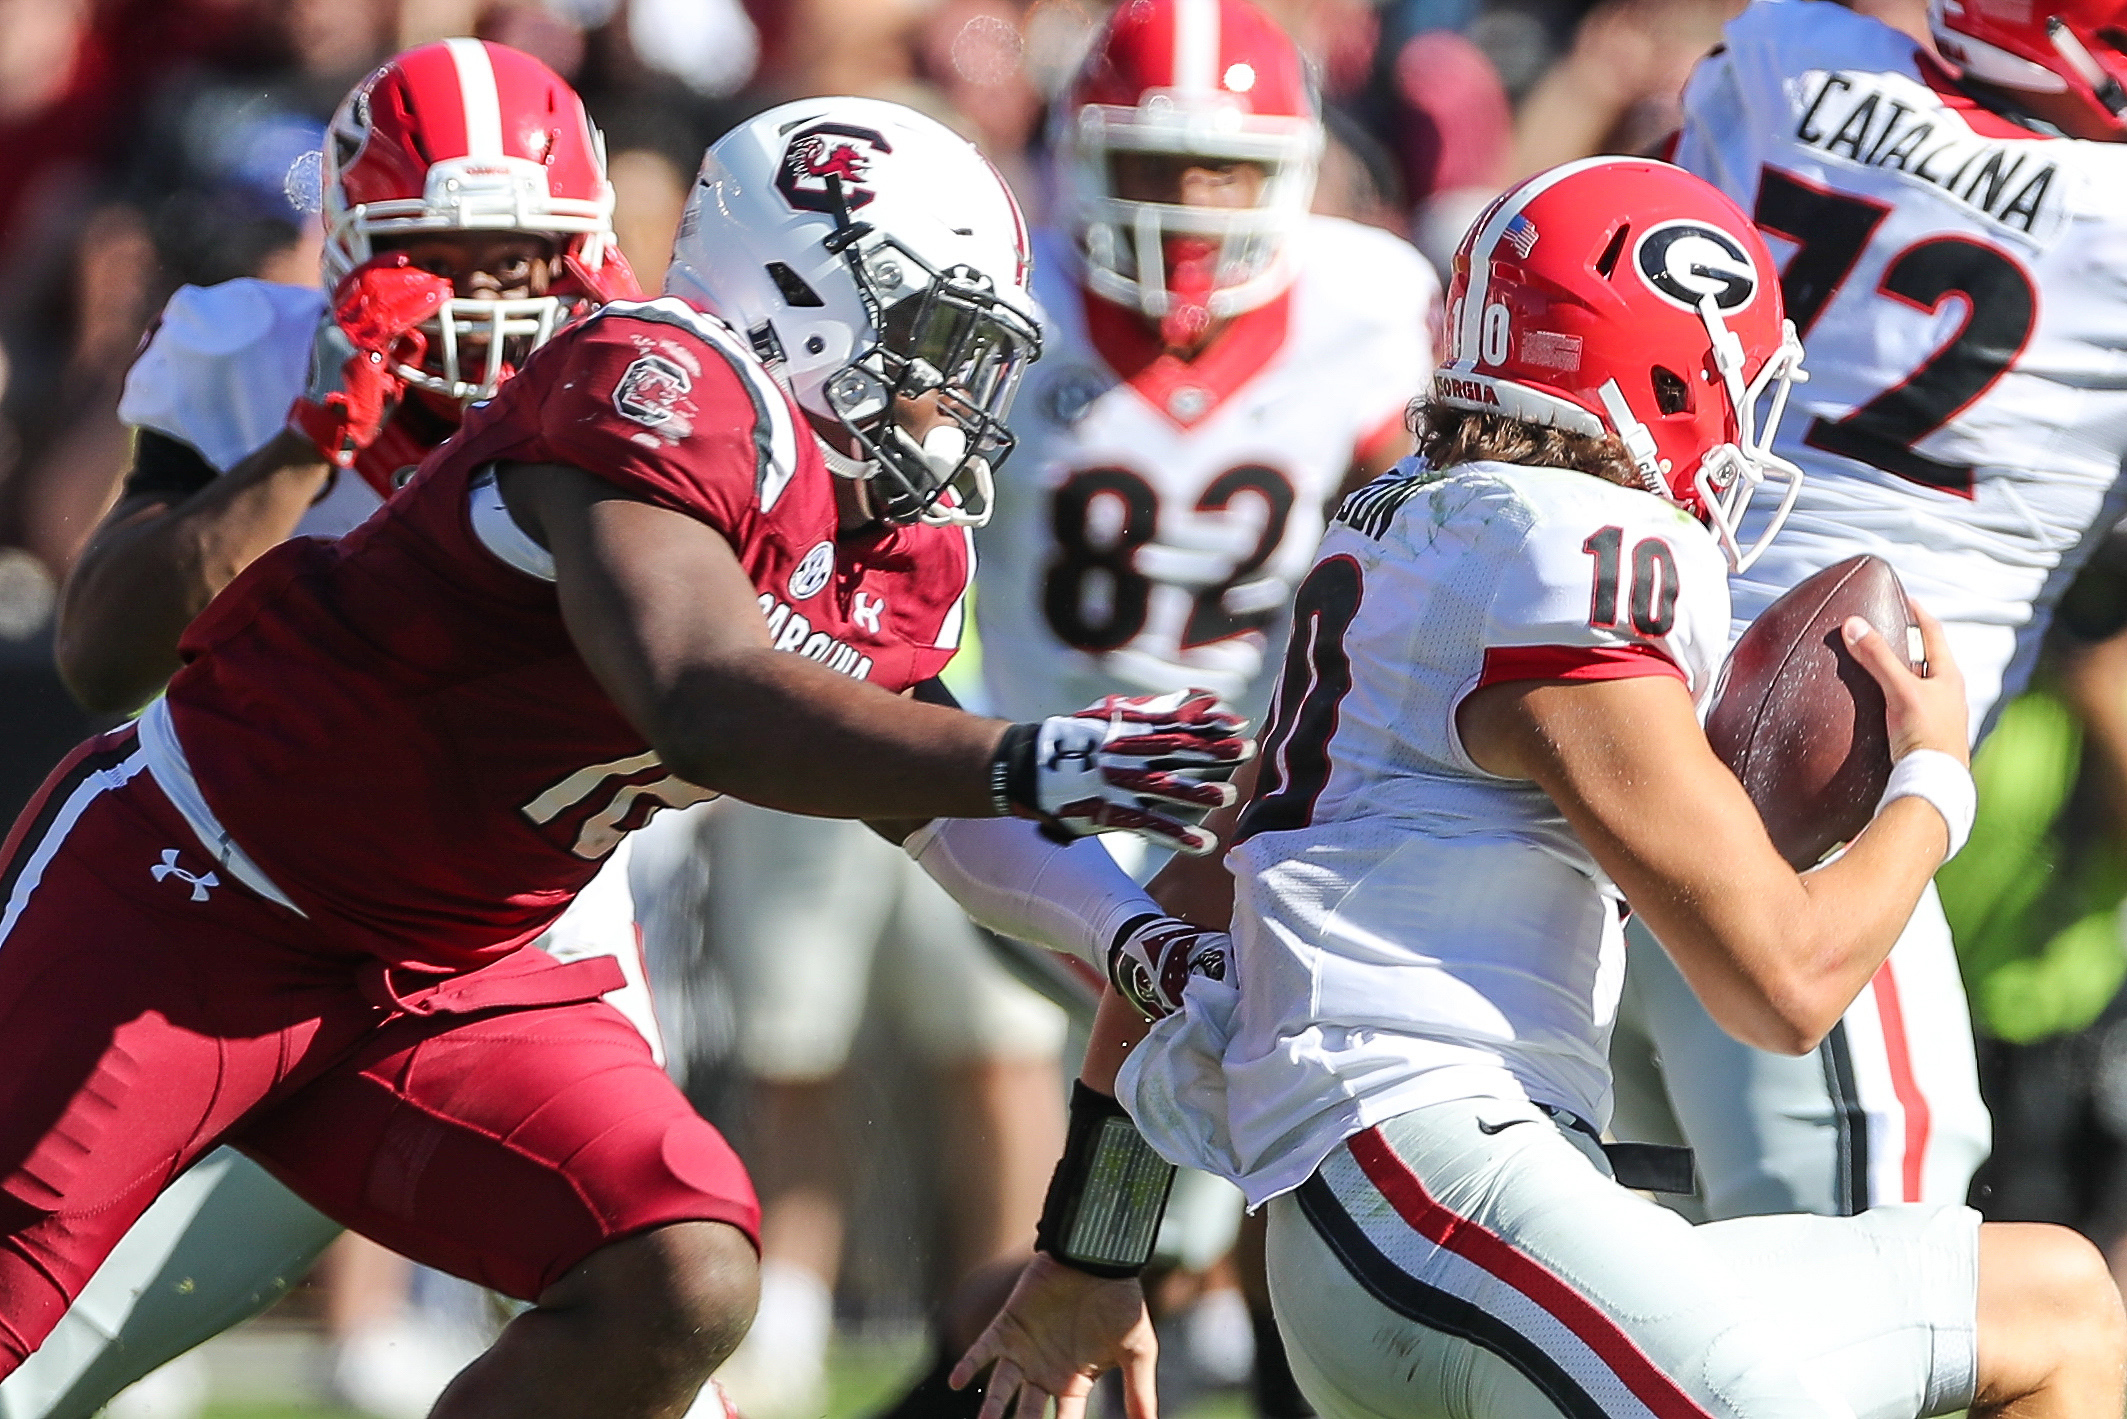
[1075,690,1246,734]
[1050,799,1217,855]
[558,246,644,305]
[1100,768,1237,810]
[1096,731,1255,765]
[331,254,454,353]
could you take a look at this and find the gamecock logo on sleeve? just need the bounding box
[613,353,693,429]
[776,122,892,214]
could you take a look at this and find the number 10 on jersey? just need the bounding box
[1583,526,1679,636]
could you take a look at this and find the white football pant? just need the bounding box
[1266,1097,1980,1419]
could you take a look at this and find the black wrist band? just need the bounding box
[1034,1082,1177,1278]
[992,722,1040,817]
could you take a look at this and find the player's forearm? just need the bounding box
[1646,797,1948,1055]
[56,437,332,711]
[653,647,1009,819]
[1773,795,1951,1036]
[1079,988,1153,1096]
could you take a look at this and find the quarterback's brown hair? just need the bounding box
[1409,399,1641,490]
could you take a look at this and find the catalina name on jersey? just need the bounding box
[1791,69,2064,240]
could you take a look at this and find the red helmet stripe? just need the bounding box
[1174,0,1220,94]
[444,38,504,159]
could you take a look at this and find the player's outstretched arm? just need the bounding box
[505,458,1008,820]
[56,428,333,713]
[506,457,1250,835]
[1458,605,1971,1056]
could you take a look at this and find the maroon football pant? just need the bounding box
[0,727,757,1375]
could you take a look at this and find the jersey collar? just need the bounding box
[1078,284,1294,430]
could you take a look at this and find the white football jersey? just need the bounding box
[1675,0,2127,728]
[1119,461,1731,1203]
[120,279,383,539]
[977,215,1438,721]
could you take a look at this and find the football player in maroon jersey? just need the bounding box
[0,95,1249,1419]
[17,42,654,1419]
[20,41,656,1419]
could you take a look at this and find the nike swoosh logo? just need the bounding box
[1475,1118,1531,1135]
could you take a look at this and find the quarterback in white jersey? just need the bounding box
[958,159,2127,1419]
[976,0,1437,727]
[1622,0,2127,1222]
[16,41,651,1419]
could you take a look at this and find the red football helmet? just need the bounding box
[1933,0,2127,137]
[1432,157,1807,571]
[322,38,634,403]
[1059,0,1323,344]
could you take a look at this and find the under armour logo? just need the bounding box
[852,591,884,635]
[151,849,219,902]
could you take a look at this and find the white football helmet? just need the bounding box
[666,97,1041,527]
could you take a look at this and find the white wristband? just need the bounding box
[1876,748,1976,861]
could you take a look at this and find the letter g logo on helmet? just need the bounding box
[1633,221,1758,314]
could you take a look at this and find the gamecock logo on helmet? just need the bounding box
[1633,221,1758,315]
[776,122,893,214]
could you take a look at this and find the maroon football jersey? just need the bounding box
[164,297,971,969]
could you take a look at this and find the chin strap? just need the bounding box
[1596,379,1669,498]
[818,439,874,481]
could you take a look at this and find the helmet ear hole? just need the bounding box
[767,262,825,308]
[1595,224,1630,278]
[1651,365,1692,415]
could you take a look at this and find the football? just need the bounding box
[1705,554,1919,869]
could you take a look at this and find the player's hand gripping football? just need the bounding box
[951,1253,1159,1419]
[1000,690,1254,855]
[287,254,452,468]
[1842,600,1969,765]
[1109,916,1229,1020]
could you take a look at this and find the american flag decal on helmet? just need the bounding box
[1503,214,1539,258]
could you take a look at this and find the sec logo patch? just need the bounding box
[789,541,835,600]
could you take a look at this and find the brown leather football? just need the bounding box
[1705,554,1918,870]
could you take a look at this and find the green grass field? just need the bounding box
[192,1330,1255,1419]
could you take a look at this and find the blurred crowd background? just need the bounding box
[5,0,2127,1415]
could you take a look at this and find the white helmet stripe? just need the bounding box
[1173,0,1219,95]
[1449,154,1639,374]
[445,37,504,158]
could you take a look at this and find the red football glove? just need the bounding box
[287,255,452,467]
[1108,914,1231,1020]
[996,689,1255,856]
[559,245,643,305]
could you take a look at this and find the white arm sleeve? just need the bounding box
[904,816,1164,966]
